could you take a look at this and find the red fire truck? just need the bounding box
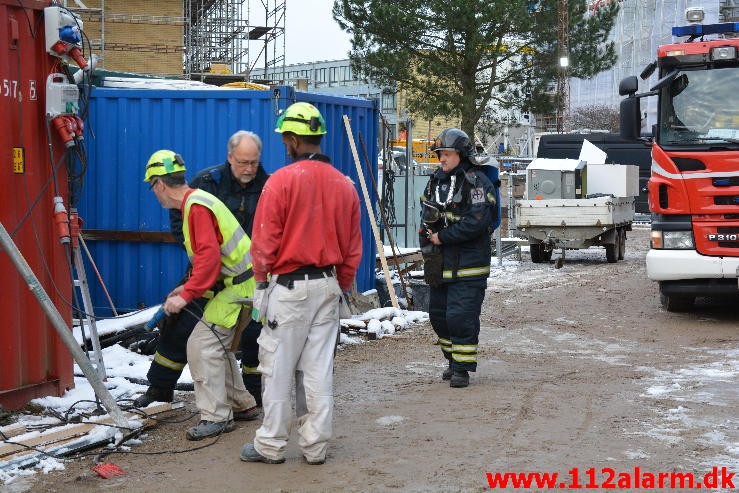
[619,12,739,311]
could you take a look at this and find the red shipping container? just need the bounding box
[0,0,74,409]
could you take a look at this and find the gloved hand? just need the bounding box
[251,281,270,322]
[129,332,160,355]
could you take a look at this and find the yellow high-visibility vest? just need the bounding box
[182,189,254,328]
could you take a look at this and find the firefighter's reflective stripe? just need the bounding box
[451,343,477,363]
[444,212,462,222]
[242,364,261,375]
[443,266,491,279]
[153,351,186,371]
[436,337,452,353]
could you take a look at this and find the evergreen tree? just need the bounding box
[333,0,619,138]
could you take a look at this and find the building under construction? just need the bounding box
[569,0,738,126]
[66,0,285,80]
[185,0,285,81]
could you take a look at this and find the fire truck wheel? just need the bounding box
[660,292,695,312]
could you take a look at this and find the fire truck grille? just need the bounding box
[713,196,739,206]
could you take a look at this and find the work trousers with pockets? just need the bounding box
[429,278,487,372]
[187,319,256,422]
[254,275,340,463]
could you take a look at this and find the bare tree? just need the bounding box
[566,104,620,132]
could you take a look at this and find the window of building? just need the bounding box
[381,92,397,111]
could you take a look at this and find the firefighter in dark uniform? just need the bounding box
[135,130,269,408]
[419,128,496,388]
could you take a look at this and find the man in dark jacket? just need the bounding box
[420,128,496,388]
[135,130,269,408]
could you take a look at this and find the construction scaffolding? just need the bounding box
[721,0,739,25]
[184,0,285,80]
[569,0,723,128]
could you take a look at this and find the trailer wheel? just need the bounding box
[530,242,544,263]
[617,229,626,261]
[660,292,695,312]
[605,240,618,263]
[542,248,553,262]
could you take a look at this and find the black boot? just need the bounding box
[450,370,469,388]
[441,362,453,381]
[134,386,173,407]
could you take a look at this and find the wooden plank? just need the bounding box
[0,424,95,457]
[0,424,26,440]
[375,251,423,269]
[0,402,180,459]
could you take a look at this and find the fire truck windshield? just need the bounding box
[658,65,739,148]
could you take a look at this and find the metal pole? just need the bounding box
[79,234,118,316]
[0,221,129,429]
[403,128,409,247]
[72,245,107,380]
[508,174,515,238]
[406,117,416,247]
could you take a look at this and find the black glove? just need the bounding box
[129,332,160,355]
[420,230,443,287]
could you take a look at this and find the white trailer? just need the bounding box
[515,158,638,264]
[515,195,635,263]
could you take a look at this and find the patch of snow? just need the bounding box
[376,415,405,426]
[624,450,650,459]
[74,305,160,342]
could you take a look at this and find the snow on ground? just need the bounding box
[1,304,428,484]
[6,232,734,484]
[636,348,739,471]
[73,305,160,343]
[481,321,739,474]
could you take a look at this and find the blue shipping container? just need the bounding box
[80,86,378,314]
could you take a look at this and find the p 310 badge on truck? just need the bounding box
[707,233,739,242]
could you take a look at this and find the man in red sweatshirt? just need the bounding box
[240,102,362,465]
[144,150,258,441]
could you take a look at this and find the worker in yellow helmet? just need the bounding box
[144,150,258,440]
[239,103,362,465]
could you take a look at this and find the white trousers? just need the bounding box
[254,275,341,462]
[187,319,256,422]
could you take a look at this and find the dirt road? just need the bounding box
[16,225,739,493]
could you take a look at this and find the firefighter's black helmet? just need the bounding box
[431,128,476,158]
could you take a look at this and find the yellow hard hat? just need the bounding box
[144,150,186,182]
[275,102,327,136]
